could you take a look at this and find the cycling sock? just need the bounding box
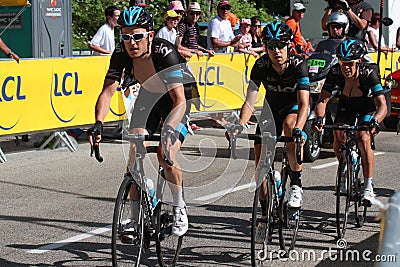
[172,191,185,208]
[364,177,373,190]
[260,199,267,216]
[290,170,302,188]
[130,200,140,222]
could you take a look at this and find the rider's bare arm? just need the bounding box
[373,94,388,123]
[239,89,258,126]
[295,90,310,130]
[165,83,187,129]
[95,79,119,123]
[314,89,332,119]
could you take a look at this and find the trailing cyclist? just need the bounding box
[231,21,310,210]
[89,6,197,237]
[313,39,387,205]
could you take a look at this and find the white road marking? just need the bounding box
[27,182,256,254]
[194,182,255,201]
[311,152,385,170]
[28,225,111,254]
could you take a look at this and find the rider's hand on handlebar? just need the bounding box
[161,124,177,151]
[313,116,324,132]
[292,127,307,143]
[368,117,380,136]
[88,121,103,146]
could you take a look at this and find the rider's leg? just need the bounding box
[283,114,304,208]
[358,130,375,199]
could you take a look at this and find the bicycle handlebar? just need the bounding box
[228,131,302,164]
[89,132,103,163]
[323,125,375,150]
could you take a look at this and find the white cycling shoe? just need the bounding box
[362,188,375,206]
[172,206,188,237]
[287,185,303,208]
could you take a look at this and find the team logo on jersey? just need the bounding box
[154,43,173,57]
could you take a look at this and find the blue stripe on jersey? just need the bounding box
[175,122,188,139]
[290,104,298,112]
[297,76,310,86]
[165,69,183,79]
[359,114,373,124]
[371,84,383,93]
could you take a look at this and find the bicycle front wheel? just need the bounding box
[279,167,300,253]
[251,174,274,266]
[336,153,351,239]
[354,162,367,227]
[155,202,183,267]
[111,175,145,267]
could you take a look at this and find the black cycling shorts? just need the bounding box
[255,104,299,145]
[129,86,190,143]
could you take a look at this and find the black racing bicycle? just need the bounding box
[229,131,302,265]
[90,132,183,267]
[323,124,375,239]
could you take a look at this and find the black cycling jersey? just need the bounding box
[323,62,384,125]
[250,53,310,139]
[105,37,197,140]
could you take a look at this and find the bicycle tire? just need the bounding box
[354,158,367,227]
[251,173,274,266]
[278,165,300,253]
[155,201,183,267]
[336,152,351,239]
[111,175,145,267]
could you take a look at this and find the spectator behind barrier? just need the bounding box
[88,6,120,56]
[235,18,258,57]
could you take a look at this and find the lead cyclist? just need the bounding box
[88,6,198,237]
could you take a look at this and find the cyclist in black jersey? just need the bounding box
[89,6,195,237]
[314,39,387,204]
[232,21,310,209]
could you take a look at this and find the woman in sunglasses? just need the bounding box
[314,39,387,205]
[231,21,310,210]
[89,6,199,237]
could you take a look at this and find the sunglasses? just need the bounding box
[121,32,150,42]
[267,42,287,50]
[339,60,358,67]
[219,6,231,10]
[329,24,342,30]
[189,11,201,16]
[251,24,261,28]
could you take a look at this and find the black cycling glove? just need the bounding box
[368,118,380,134]
[89,121,103,136]
[313,116,324,128]
[161,124,177,146]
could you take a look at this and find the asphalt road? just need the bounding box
[1,126,399,267]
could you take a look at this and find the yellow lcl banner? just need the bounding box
[0,53,263,136]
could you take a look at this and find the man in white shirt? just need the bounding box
[89,6,120,56]
[206,0,241,53]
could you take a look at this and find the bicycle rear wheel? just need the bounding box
[336,153,351,239]
[111,175,145,267]
[155,202,183,267]
[279,167,300,253]
[251,173,274,266]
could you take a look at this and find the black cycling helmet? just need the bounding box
[118,6,154,30]
[262,21,293,43]
[336,39,366,60]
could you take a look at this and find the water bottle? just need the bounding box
[273,170,283,197]
[145,177,157,207]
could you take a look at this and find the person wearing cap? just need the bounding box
[366,13,391,53]
[322,0,373,42]
[178,2,215,57]
[235,18,258,57]
[207,0,242,127]
[156,10,182,46]
[286,2,314,56]
[168,0,185,16]
[206,0,242,54]
[0,37,19,63]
